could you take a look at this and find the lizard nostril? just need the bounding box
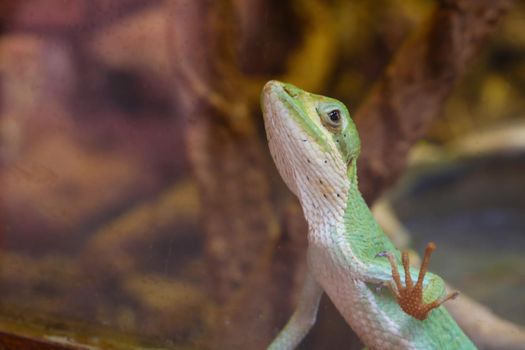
[283,86,298,98]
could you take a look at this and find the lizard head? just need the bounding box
[261,80,360,203]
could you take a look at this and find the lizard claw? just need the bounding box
[449,291,460,300]
[380,242,460,320]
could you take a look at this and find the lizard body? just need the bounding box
[261,81,476,350]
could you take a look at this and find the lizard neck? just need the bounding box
[302,158,388,260]
[300,159,359,246]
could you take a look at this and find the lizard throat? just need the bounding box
[299,160,359,246]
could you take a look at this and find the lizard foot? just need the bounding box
[381,242,459,320]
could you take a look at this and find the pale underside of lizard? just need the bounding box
[261,81,477,350]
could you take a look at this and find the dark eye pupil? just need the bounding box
[328,110,340,122]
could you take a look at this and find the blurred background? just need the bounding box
[0,0,523,349]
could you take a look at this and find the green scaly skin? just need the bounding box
[261,81,477,350]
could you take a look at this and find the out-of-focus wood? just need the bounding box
[0,331,87,350]
[356,0,515,203]
[167,1,287,348]
[445,287,525,350]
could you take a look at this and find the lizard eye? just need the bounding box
[328,110,341,123]
[320,109,342,130]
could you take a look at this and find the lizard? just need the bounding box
[260,80,477,350]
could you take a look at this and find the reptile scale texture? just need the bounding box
[261,81,477,350]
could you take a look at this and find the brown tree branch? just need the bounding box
[167,1,292,348]
[446,286,525,349]
[356,0,515,203]
[167,0,277,304]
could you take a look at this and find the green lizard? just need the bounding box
[261,81,477,350]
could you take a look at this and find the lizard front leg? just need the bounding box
[267,271,323,350]
[347,245,452,315]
